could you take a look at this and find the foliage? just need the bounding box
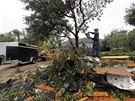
[101,51,135,56]
[20,32,39,45]
[0,29,28,43]
[127,29,135,51]
[94,85,135,101]
[124,3,135,26]
[40,41,54,49]
[100,29,134,52]
[20,0,68,45]
[20,0,113,49]
[0,49,135,100]
[12,29,23,42]
[43,48,96,95]
[106,29,128,50]
[45,35,64,47]
[0,85,26,101]
[100,39,110,51]
[0,32,16,42]
[100,29,135,55]
[101,29,135,52]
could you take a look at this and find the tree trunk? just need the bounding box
[75,35,79,49]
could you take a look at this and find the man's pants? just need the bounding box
[92,42,99,57]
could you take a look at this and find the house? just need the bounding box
[62,37,93,48]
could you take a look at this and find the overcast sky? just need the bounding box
[0,0,135,39]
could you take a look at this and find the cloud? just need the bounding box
[0,0,28,33]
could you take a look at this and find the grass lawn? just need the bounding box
[100,51,135,56]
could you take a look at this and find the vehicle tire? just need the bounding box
[38,57,42,62]
[42,57,46,61]
[17,63,22,66]
[0,58,2,65]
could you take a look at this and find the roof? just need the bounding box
[62,37,93,47]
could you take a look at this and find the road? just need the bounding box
[0,61,46,83]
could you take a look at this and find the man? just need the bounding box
[86,28,100,58]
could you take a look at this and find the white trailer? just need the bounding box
[0,42,18,64]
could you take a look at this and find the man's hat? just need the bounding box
[94,28,99,31]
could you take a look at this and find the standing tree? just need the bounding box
[124,3,135,26]
[20,0,68,46]
[127,29,135,51]
[103,29,128,51]
[62,0,113,48]
[100,39,110,51]
[12,29,24,42]
[20,0,113,49]
[0,32,16,42]
[124,3,135,51]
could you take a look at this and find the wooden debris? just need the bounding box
[79,97,88,101]
[123,97,135,101]
[48,60,54,66]
[55,91,62,101]
[80,69,85,75]
[101,56,129,59]
[22,75,33,81]
[94,67,134,76]
[35,84,56,92]
[23,75,28,81]
[127,64,135,68]
[74,90,109,101]
[92,92,108,97]
[111,60,126,63]
[126,60,135,64]
[126,60,135,68]
[86,97,116,101]
[78,97,135,101]
[55,91,66,101]
[24,96,36,101]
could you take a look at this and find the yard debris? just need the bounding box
[101,56,130,59]
[127,68,135,73]
[24,96,36,101]
[127,64,135,68]
[123,97,135,101]
[75,94,116,101]
[94,67,135,90]
[107,74,135,90]
[78,97,88,101]
[35,84,56,93]
[87,97,117,101]
[92,92,109,97]
[0,52,135,100]
[94,67,134,76]
[38,64,48,68]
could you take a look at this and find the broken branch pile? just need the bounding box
[0,50,135,101]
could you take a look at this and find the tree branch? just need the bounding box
[77,17,89,33]
[63,32,77,51]
[61,23,75,36]
[79,0,85,21]
[59,10,73,18]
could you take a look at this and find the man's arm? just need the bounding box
[89,32,95,34]
[85,32,94,40]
